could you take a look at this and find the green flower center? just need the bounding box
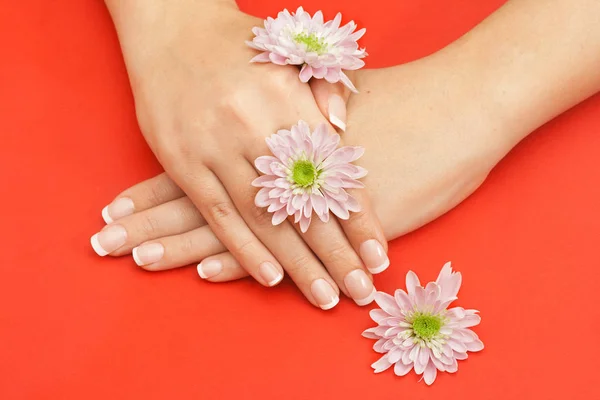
[411,313,443,340]
[293,32,328,53]
[291,160,318,187]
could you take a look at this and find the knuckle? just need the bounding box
[174,198,202,224]
[178,234,196,256]
[325,241,354,266]
[233,238,255,257]
[139,214,161,237]
[286,252,313,276]
[248,202,273,227]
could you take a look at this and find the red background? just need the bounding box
[1,0,599,399]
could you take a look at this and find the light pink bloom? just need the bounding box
[252,120,366,233]
[362,262,484,385]
[247,7,367,92]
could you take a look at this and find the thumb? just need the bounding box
[309,70,356,132]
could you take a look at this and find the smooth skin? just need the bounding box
[97,0,600,308]
[98,0,389,309]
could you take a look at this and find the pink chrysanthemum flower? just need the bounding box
[247,7,367,93]
[362,262,484,385]
[252,120,366,233]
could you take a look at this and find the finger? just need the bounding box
[294,214,376,307]
[101,173,184,223]
[338,188,390,274]
[174,166,287,289]
[214,159,341,310]
[309,71,355,132]
[90,197,206,257]
[197,252,251,283]
[130,225,226,271]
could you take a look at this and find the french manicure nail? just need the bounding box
[197,260,223,279]
[311,279,339,310]
[102,197,134,224]
[360,239,390,274]
[259,262,283,286]
[90,225,127,256]
[344,269,376,306]
[132,243,164,266]
[328,94,347,132]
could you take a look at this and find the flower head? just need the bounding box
[252,120,366,232]
[362,262,484,385]
[247,7,367,92]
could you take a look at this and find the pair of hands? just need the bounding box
[95,3,391,310]
[96,1,504,309]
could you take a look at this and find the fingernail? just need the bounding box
[197,260,223,279]
[311,279,339,310]
[259,262,283,286]
[102,197,134,224]
[360,240,390,274]
[90,225,127,256]
[344,269,376,306]
[132,243,164,266]
[328,94,347,131]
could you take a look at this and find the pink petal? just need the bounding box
[267,201,286,213]
[250,51,272,63]
[339,70,358,93]
[299,64,313,82]
[299,215,311,233]
[423,362,438,385]
[312,65,327,79]
[465,339,484,352]
[255,188,271,207]
[326,196,350,220]
[324,67,341,83]
[371,356,393,373]
[255,156,279,174]
[436,261,462,303]
[361,327,381,339]
[311,193,327,216]
[394,361,413,377]
[373,292,403,317]
[369,308,390,323]
[447,338,467,353]
[406,270,421,297]
[271,209,288,225]
[269,52,288,65]
[394,289,413,312]
[252,175,277,188]
[388,348,403,364]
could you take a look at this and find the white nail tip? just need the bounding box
[329,114,346,132]
[101,206,113,224]
[197,263,208,279]
[132,247,143,266]
[354,287,377,306]
[320,296,340,311]
[267,273,284,287]
[90,234,108,256]
[368,259,390,274]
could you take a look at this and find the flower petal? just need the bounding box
[423,362,438,385]
[369,308,390,323]
[406,270,421,297]
[299,64,313,82]
[393,360,413,376]
[371,356,393,373]
[374,292,403,317]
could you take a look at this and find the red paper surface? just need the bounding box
[1,1,599,399]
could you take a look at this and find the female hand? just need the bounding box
[95,1,388,309]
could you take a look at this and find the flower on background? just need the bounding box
[252,120,366,233]
[362,262,484,385]
[247,7,367,92]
